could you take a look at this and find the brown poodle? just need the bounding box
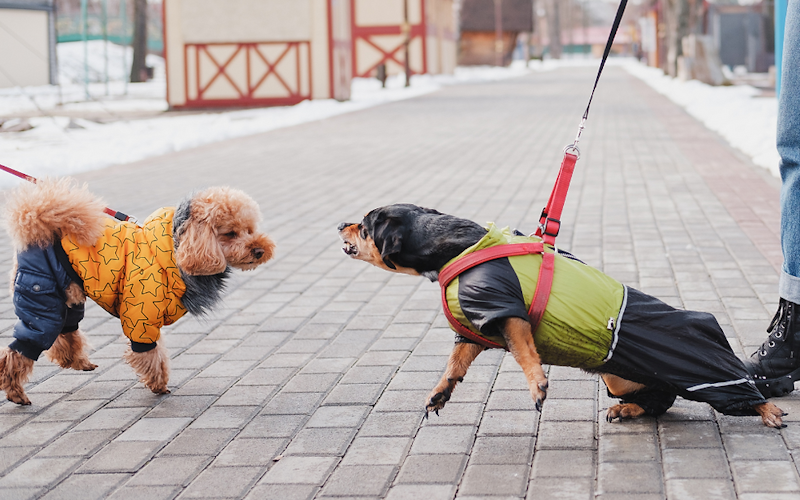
[0,178,275,404]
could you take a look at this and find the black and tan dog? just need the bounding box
[339,203,785,428]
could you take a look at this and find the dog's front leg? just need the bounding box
[123,342,170,394]
[502,317,549,411]
[426,342,485,416]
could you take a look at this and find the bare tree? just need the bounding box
[546,0,562,59]
[130,0,148,82]
[663,0,704,76]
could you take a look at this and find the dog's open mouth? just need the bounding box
[342,241,358,256]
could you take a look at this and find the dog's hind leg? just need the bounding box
[426,342,485,416]
[124,343,170,394]
[45,331,97,371]
[603,374,676,422]
[502,317,549,411]
[0,347,34,405]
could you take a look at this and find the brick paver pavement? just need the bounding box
[0,65,797,499]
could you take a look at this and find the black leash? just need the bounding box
[568,0,629,153]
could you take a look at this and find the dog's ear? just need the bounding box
[370,216,404,270]
[175,220,227,275]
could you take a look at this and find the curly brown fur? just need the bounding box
[45,331,97,371]
[4,177,106,250]
[123,343,170,394]
[0,347,34,405]
[174,187,275,276]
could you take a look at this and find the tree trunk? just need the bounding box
[546,0,562,59]
[130,0,148,82]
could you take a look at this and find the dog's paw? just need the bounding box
[755,402,787,429]
[425,390,451,418]
[606,403,646,422]
[148,385,171,395]
[531,379,548,412]
[6,391,31,405]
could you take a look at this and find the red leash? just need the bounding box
[0,163,138,224]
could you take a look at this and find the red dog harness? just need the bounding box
[438,151,577,350]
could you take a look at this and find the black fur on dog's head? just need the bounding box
[338,203,486,281]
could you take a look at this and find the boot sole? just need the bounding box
[755,367,800,398]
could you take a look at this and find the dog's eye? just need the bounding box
[224,231,237,238]
[359,227,368,239]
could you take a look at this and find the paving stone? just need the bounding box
[305,405,370,427]
[77,441,161,473]
[458,464,529,496]
[0,421,74,448]
[261,392,324,415]
[409,425,476,455]
[37,429,116,458]
[158,428,238,456]
[531,449,594,478]
[536,421,595,449]
[146,395,217,419]
[39,474,129,500]
[126,455,212,486]
[338,365,397,385]
[239,414,307,439]
[540,398,595,422]
[477,410,539,436]
[117,417,192,441]
[730,460,800,493]
[0,457,82,488]
[422,402,484,427]
[527,476,593,500]
[178,465,264,498]
[244,483,318,500]
[384,484,456,500]
[373,390,429,413]
[358,412,424,437]
[214,385,278,406]
[662,447,731,479]
[0,487,43,500]
[665,478,736,500]
[214,437,286,466]
[658,420,722,448]
[0,446,37,475]
[723,433,792,461]
[598,432,658,462]
[323,383,384,405]
[283,427,357,456]
[319,464,396,496]
[596,462,663,494]
[259,456,339,485]
[189,405,258,429]
[340,437,412,466]
[469,435,534,465]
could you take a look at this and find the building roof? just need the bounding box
[0,0,53,11]
[460,0,533,33]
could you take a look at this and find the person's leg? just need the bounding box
[745,0,800,396]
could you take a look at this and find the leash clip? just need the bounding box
[564,118,586,159]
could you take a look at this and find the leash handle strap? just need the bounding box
[0,162,138,224]
[439,242,553,350]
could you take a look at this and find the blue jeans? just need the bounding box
[778,0,800,303]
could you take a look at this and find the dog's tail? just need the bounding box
[4,177,107,250]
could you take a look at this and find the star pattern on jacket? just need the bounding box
[62,208,187,344]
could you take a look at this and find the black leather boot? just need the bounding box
[745,298,800,397]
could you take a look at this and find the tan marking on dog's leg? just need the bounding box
[606,403,646,421]
[0,347,33,405]
[755,402,786,428]
[425,342,485,415]
[502,317,549,411]
[45,330,97,371]
[602,374,647,396]
[123,343,170,394]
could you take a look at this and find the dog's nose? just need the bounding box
[337,222,353,232]
[252,248,265,260]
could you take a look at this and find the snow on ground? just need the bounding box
[623,62,780,177]
[0,42,780,190]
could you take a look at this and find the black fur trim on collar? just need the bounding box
[173,195,230,316]
[180,268,231,316]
